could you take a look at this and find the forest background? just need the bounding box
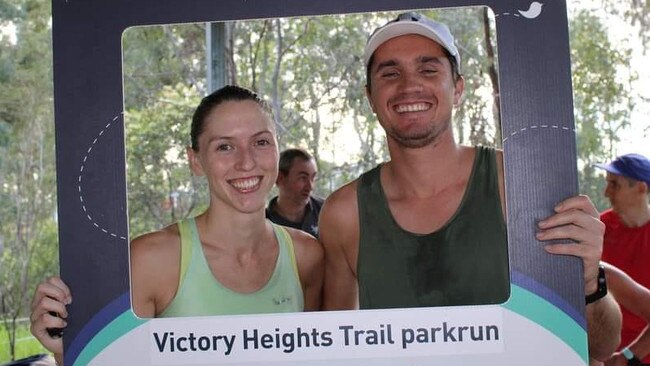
[1,0,649,362]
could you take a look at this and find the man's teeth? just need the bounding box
[395,103,429,113]
[231,177,260,190]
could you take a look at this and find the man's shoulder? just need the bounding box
[265,196,279,217]
[319,178,361,228]
[310,195,325,206]
[599,209,618,223]
[324,178,360,206]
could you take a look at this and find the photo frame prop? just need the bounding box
[51,0,586,364]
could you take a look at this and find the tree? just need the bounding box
[600,0,650,49]
[118,8,503,227]
[0,0,57,360]
[122,23,206,110]
[570,9,634,211]
[124,84,205,237]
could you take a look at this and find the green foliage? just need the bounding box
[0,0,56,360]
[569,10,634,210]
[125,83,206,237]
[0,0,25,23]
[122,24,206,110]
[0,320,49,362]
[600,0,650,50]
[435,7,501,147]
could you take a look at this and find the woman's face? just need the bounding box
[188,99,278,214]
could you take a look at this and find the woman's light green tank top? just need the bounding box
[159,218,304,317]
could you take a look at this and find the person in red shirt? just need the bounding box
[596,153,650,365]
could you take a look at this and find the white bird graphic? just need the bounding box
[518,2,543,19]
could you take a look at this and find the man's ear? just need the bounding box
[453,76,465,106]
[186,146,204,176]
[365,86,376,113]
[276,172,285,185]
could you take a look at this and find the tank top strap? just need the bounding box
[177,218,196,289]
[270,223,301,284]
[461,146,502,221]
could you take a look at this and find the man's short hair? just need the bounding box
[278,148,314,176]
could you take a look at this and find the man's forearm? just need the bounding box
[587,294,622,361]
[626,324,650,361]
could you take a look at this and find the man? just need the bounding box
[266,148,323,238]
[596,262,650,366]
[319,11,619,362]
[596,153,650,365]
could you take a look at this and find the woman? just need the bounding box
[29,85,324,364]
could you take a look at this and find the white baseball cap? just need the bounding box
[364,12,460,71]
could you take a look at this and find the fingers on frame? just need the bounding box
[30,295,68,323]
[556,194,598,217]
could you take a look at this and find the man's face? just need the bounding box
[604,172,641,214]
[277,157,317,206]
[366,34,464,149]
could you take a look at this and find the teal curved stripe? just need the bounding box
[73,311,148,366]
[503,285,588,363]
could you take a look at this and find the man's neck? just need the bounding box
[384,138,468,197]
[274,197,307,223]
[617,203,650,228]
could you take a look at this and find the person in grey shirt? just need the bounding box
[266,148,323,238]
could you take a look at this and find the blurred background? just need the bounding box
[0,0,648,362]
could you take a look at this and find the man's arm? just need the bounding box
[539,195,621,361]
[588,293,622,362]
[603,262,650,365]
[319,181,360,310]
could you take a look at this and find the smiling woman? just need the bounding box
[28,85,325,365]
[125,85,323,319]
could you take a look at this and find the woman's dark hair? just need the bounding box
[190,85,274,151]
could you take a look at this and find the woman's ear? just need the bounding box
[186,146,205,176]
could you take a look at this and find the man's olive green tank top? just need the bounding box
[357,146,509,309]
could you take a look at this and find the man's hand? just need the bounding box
[537,194,605,294]
[30,276,71,356]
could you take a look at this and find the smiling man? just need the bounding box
[319,11,619,362]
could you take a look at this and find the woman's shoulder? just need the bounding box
[130,223,182,262]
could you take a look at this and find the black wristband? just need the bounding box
[585,264,607,305]
[627,356,641,366]
[622,347,642,366]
